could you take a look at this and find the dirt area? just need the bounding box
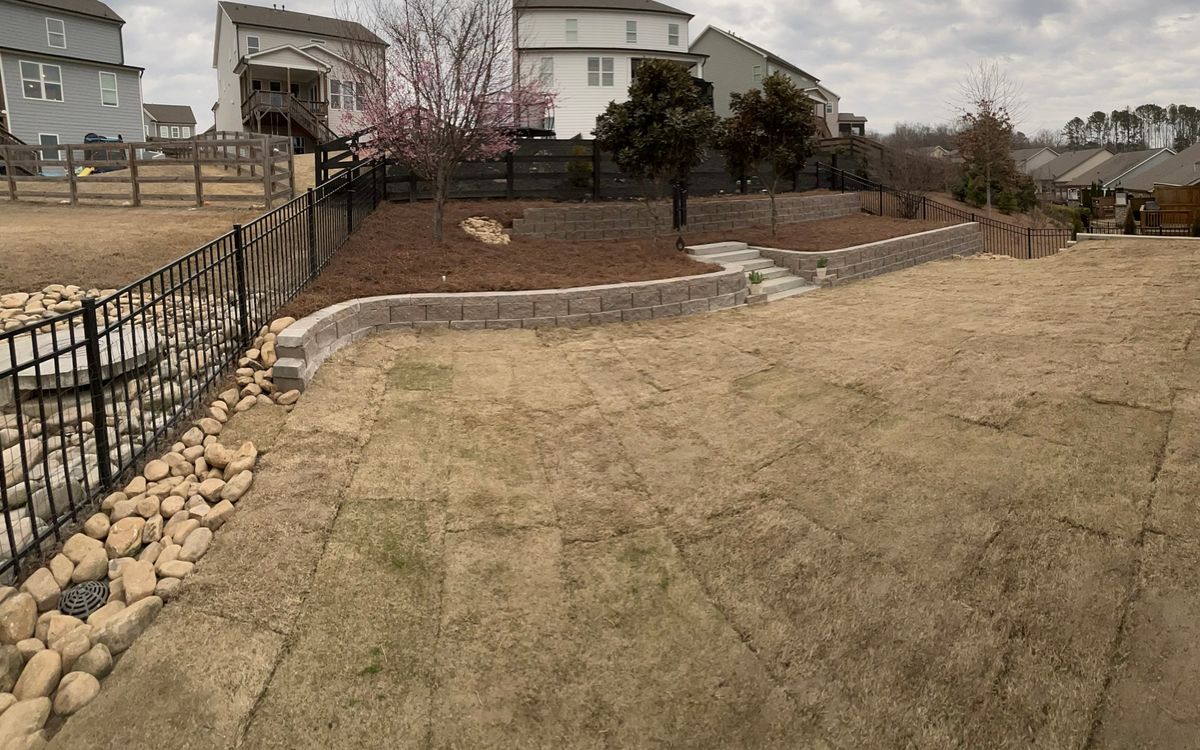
[47,237,1200,748]
[279,199,720,318]
[688,214,952,252]
[281,202,938,318]
[0,203,258,291]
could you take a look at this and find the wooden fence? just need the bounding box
[0,132,294,208]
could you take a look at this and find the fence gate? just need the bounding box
[317,127,374,184]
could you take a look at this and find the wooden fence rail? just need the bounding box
[0,133,294,208]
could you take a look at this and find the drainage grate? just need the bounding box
[59,580,110,619]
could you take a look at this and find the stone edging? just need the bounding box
[755,223,983,284]
[273,267,748,392]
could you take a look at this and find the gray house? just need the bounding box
[0,0,144,154]
[143,103,197,139]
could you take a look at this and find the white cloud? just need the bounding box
[109,0,1200,136]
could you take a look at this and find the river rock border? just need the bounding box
[272,267,748,393]
[0,319,301,747]
[756,222,984,285]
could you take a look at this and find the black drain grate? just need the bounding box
[59,580,110,619]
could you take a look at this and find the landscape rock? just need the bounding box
[0,646,22,693]
[153,545,181,574]
[104,516,145,558]
[108,498,138,522]
[156,560,194,580]
[46,556,73,589]
[179,527,213,563]
[276,389,300,405]
[11,650,59,700]
[0,698,50,740]
[70,547,108,583]
[84,602,124,630]
[61,534,102,565]
[135,495,161,518]
[268,316,295,334]
[90,596,162,654]
[81,513,109,540]
[159,496,185,517]
[0,598,38,646]
[170,519,200,544]
[18,571,58,614]
[13,640,42,663]
[202,443,233,469]
[52,629,90,672]
[71,644,112,679]
[220,471,253,503]
[153,577,183,602]
[142,459,169,482]
[0,693,14,715]
[51,671,99,717]
[196,477,225,501]
[137,541,162,564]
[141,514,163,544]
[201,500,235,530]
[180,427,204,448]
[43,616,82,649]
[106,558,132,581]
[121,561,156,605]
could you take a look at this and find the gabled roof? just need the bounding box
[516,0,692,18]
[143,104,197,125]
[693,27,819,83]
[1121,143,1200,192]
[235,43,332,73]
[218,1,384,45]
[1031,147,1112,182]
[838,112,867,123]
[1012,146,1057,163]
[1060,148,1175,188]
[16,0,122,23]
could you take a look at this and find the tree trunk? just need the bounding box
[769,190,778,236]
[433,174,446,244]
[985,162,993,217]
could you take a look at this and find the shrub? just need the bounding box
[566,144,593,190]
[816,257,829,268]
[1123,205,1136,235]
[996,190,1018,214]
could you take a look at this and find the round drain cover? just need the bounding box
[59,580,110,619]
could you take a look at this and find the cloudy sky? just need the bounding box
[113,0,1200,136]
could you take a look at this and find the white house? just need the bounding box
[211,1,385,153]
[515,0,705,139]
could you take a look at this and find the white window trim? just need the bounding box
[182,126,191,137]
[246,35,260,54]
[19,60,64,102]
[159,124,169,137]
[539,56,554,85]
[99,71,118,107]
[626,20,636,43]
[46,18,66,49]
[564,18,577,42]
[668,23,679,46]
[587,57,614,87]
[752,64,762,82]
[170,126,180,138]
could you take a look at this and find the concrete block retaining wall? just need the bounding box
[272,267,747,391]
[510,193,862,241]
[758,223,983,285]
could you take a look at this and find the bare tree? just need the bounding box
[340,0,551,242]
[954,61,1025,216]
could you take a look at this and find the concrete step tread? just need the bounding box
[687,241,748,256]
[766,285,818,302]
[748,267,789,280]
[701,249,762,263]
[760,275,808,293]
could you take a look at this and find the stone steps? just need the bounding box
[685,242,815,306]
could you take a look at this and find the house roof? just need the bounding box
[1030,147,1112,182]
[694,27,819,82]
[1060,148,1174,188]
[1121,143,1200,192]
[838,112,867,123]
[516,0,692,18]
[16,0,122,23]
[218,1,384,45]
[1012,146,1057,163]
[0,45,142,70]
[143,104,197,125]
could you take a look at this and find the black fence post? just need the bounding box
[922,196,927,220]
[1026,228,1033,260]
[346,168,356,235]
[814,162,820,190]
[81,299,112,488]
[233,223,251,346]
[306,187,317,277]
[591,140,601,201]
[505,150,515,200]
[879,184,884,215]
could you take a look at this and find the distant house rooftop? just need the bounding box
[516,0,692,16]
[144,104,198,126]
[1031,147,1112,182]
[217,1,385,44]
[838,113,867,123]
[694,27,819,82]
[1121,143,1200,192]
[1061,148,1174,188]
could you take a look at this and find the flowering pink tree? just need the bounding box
[349,0,552,242]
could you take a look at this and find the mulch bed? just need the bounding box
[280,200,953,319]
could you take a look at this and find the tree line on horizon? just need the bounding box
[878,103,1200,155]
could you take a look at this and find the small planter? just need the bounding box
[747,270,765,296]
[749,282,763,295]
[815,267,828,281]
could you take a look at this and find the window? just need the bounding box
[99,71,118,107]
[21,61,63,101]
[246,35,260,54]
[541,112,554,131]
[159,125,169,137]
[539,57,554,85]
[46,18,66,48]
[330,80,341,109]
[587,57,613,87]
[752,65,762,82]
[170,126,180,138]
[182,126,191,137]
[330,80,361,110]
[668,23,679,46]
[825,103,833,114]
[38,134,59,161]
[564,18,577,42]
[626,20,636,43]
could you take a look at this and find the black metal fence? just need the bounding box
[0,158,385,580]
[813,163,1073,260]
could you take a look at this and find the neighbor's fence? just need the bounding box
[814,163,1073,260]
[1140,209,1193,236]
[0,131,295,208]
[0,159,385,580]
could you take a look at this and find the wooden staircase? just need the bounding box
[0,126,36,176]
[242,91,335,143]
